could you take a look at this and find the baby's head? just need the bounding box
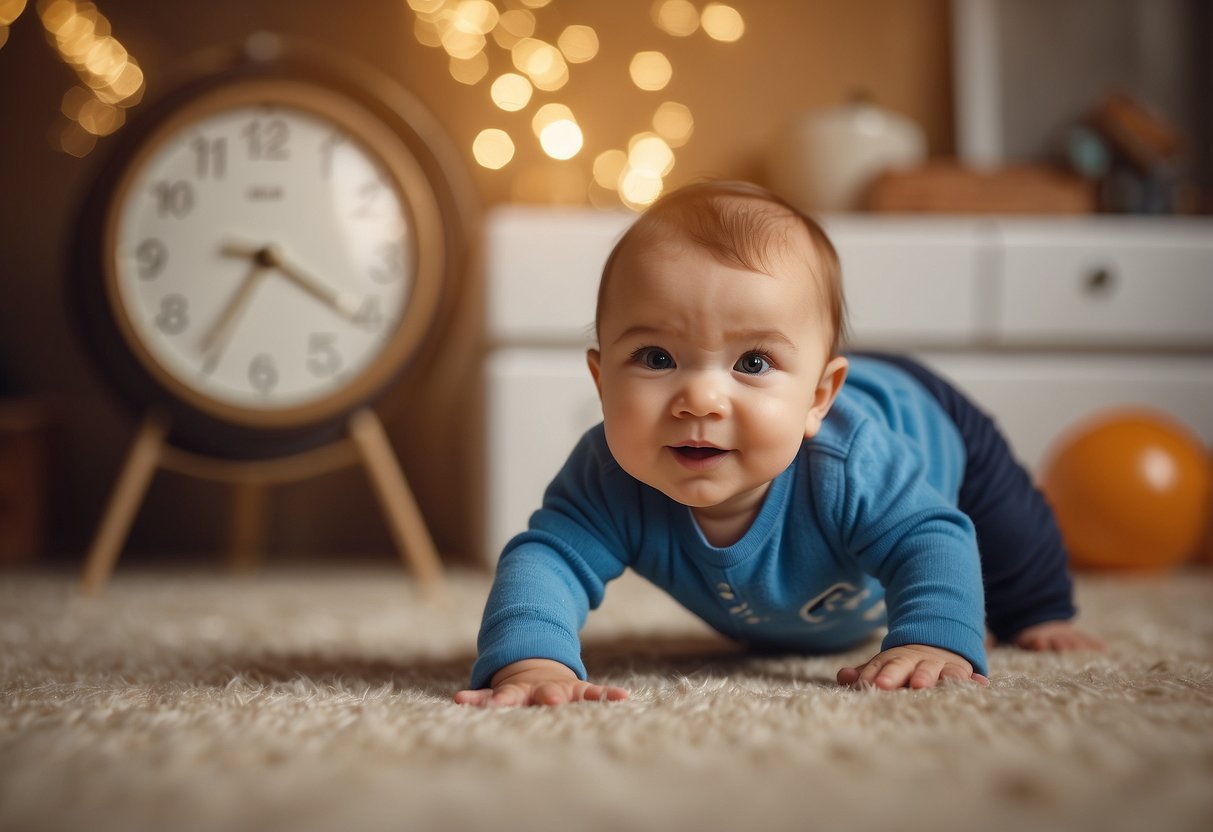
[595,180,847,357]
[587,180,851,532]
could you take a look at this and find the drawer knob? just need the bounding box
[1084,267,1116,296]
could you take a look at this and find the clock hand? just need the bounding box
[199,258,270,370]
[260,245,363,322]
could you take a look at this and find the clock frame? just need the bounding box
[74,40,467,460]
[99,76,447,436]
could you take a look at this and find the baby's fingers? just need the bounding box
[580,684,630,702]
[453,688,494,707]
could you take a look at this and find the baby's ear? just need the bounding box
[805,356,848,438]
[586,349,603,398]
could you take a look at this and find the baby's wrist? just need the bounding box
[490,658,578,688]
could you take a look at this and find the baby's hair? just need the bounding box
[596,180,848,355]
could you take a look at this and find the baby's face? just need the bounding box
[588,232,844,522]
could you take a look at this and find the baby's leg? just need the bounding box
[859,353,1094,649]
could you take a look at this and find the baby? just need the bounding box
[456,180,1102,708]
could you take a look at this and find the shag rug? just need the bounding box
[1,565,1211,832]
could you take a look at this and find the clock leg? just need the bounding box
[348,408,445,595]
[80,411,168,595]
[228,481,269,574]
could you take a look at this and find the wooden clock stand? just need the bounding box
[80,408,445,596]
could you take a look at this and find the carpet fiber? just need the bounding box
[2,565,1211,832]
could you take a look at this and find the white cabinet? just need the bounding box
[481,207,1213,563]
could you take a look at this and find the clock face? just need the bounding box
[102,79,444,429]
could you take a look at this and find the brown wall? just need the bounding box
[0,0,952,567]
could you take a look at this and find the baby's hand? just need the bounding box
[837,644,989,690]
[453,658,630,708]
[1011,620,1106,652]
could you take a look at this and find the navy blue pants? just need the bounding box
[857,353,1077,641]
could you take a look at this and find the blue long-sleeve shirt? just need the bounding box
[470,357,988,688]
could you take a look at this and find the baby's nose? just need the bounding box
[673,372,729,418]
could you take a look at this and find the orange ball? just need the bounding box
[1040,409,1211,571]
[1201,453,1213,565]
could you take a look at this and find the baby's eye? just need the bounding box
[735,352,771,375]
[633,347,675,370]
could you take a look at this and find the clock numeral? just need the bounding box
[352,297,384,331]
[248,354,279,395]
[154,294,189,335]
[353,178,389,219]
[307,333,342,378]
[369,241,403,284]
[135,238,167,280]
[242,118,289,161]
[191,136,227,179]
[320,132,345,179]
[152,181,195,218]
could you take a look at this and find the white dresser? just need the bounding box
[481,207,1213,562]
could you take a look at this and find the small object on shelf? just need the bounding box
[1090,90,1183,173]
[767,92,926,213]
[866,161,1096,214]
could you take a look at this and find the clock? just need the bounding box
[74,39,463,459]
[71,37,475,592]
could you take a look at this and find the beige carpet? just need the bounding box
[1,565,1211,832]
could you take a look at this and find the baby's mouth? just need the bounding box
[673,446,727,461]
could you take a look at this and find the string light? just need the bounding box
[405,0,745,208]
[652,0,699,37]
[473,128,515,169]
[490,72,533,112]
[701,3,745,42]
[0,0,28,50]
[629,51,672,92]
[17,0,145,156]
[556,24,598,64]
[652,101,694,147]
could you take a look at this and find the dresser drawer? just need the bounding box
[485,207,633,343]
[826,217,988,347]
[922,352,1213,473]
[994,221,1213,347]
[483,348,602,560]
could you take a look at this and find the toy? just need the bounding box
[1040,409,1211,571]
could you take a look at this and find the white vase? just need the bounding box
[768,97,927,213]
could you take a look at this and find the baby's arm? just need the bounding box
[837,644,989,690]
[454,659,629,707]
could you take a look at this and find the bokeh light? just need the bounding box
[440,26,486,60]
[652,101,694,147]
[619,167,664,209]
[628,132,675,177]
[512,37,568,91]
[0,0,26,26]
[557,24,598,64]
[652,0,699,37]
[401,0,737,208]
[473,128,515,170]
[629,51,672,91]
[532,103,583,160]
[449,52,489,85]
[592,149,628,190]
[0,0,26,47]
[701,3,745,42]
[413,15,443,48]
[34,0,143,155]
[451,0,499,36]
[490,72,533,112]
[492,8,535,49]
